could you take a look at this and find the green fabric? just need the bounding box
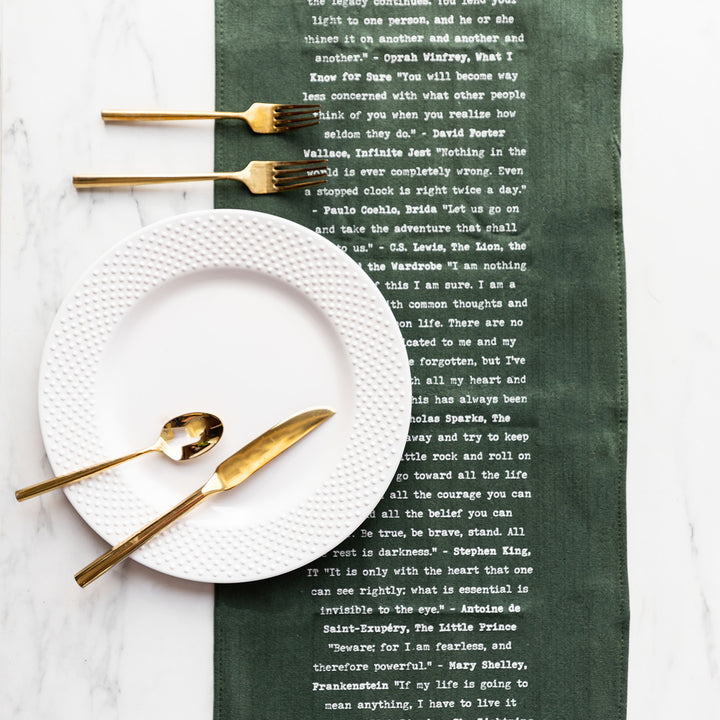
[214,1,627,719]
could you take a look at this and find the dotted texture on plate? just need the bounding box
[39,210,412,583]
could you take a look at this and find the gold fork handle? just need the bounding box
[101,110,244,122]
[15,447,155,501]
[73,173,235,187]
[75,487,208,587]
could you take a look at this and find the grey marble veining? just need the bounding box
[1,2,215,718]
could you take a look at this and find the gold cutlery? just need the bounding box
[16,412,223,502]
[74,406,334,587]
[101,103,321,134]
[73,159,329,194]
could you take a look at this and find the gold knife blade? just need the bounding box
[203,406,334,494]
[74,407,334,587]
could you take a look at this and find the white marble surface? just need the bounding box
[1,2,216,718]
[1,0,718,718]
[623,1,720,715]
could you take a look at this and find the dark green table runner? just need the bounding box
[214,1,627,718]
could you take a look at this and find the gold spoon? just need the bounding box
[15,412,223,502]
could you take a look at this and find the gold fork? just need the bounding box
[101,103,322,134]
[73,159,329,194]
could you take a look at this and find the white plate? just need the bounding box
[39,209,411,583]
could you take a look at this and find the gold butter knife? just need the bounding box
[75,407,334,587]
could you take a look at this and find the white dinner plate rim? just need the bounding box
[38,209,412,583]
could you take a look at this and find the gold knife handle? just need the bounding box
[15,448,155,501]
[75,487,207,587]
[101,110,242,121]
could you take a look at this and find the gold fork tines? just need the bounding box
[72,159,329,194]
[271,105,323,133]
[101,103,322,134]
[269,159,329,192]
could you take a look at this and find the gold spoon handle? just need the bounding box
[15,447,155,501]
[75,487,207,587]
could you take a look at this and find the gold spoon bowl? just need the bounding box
[15,412,223,501]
